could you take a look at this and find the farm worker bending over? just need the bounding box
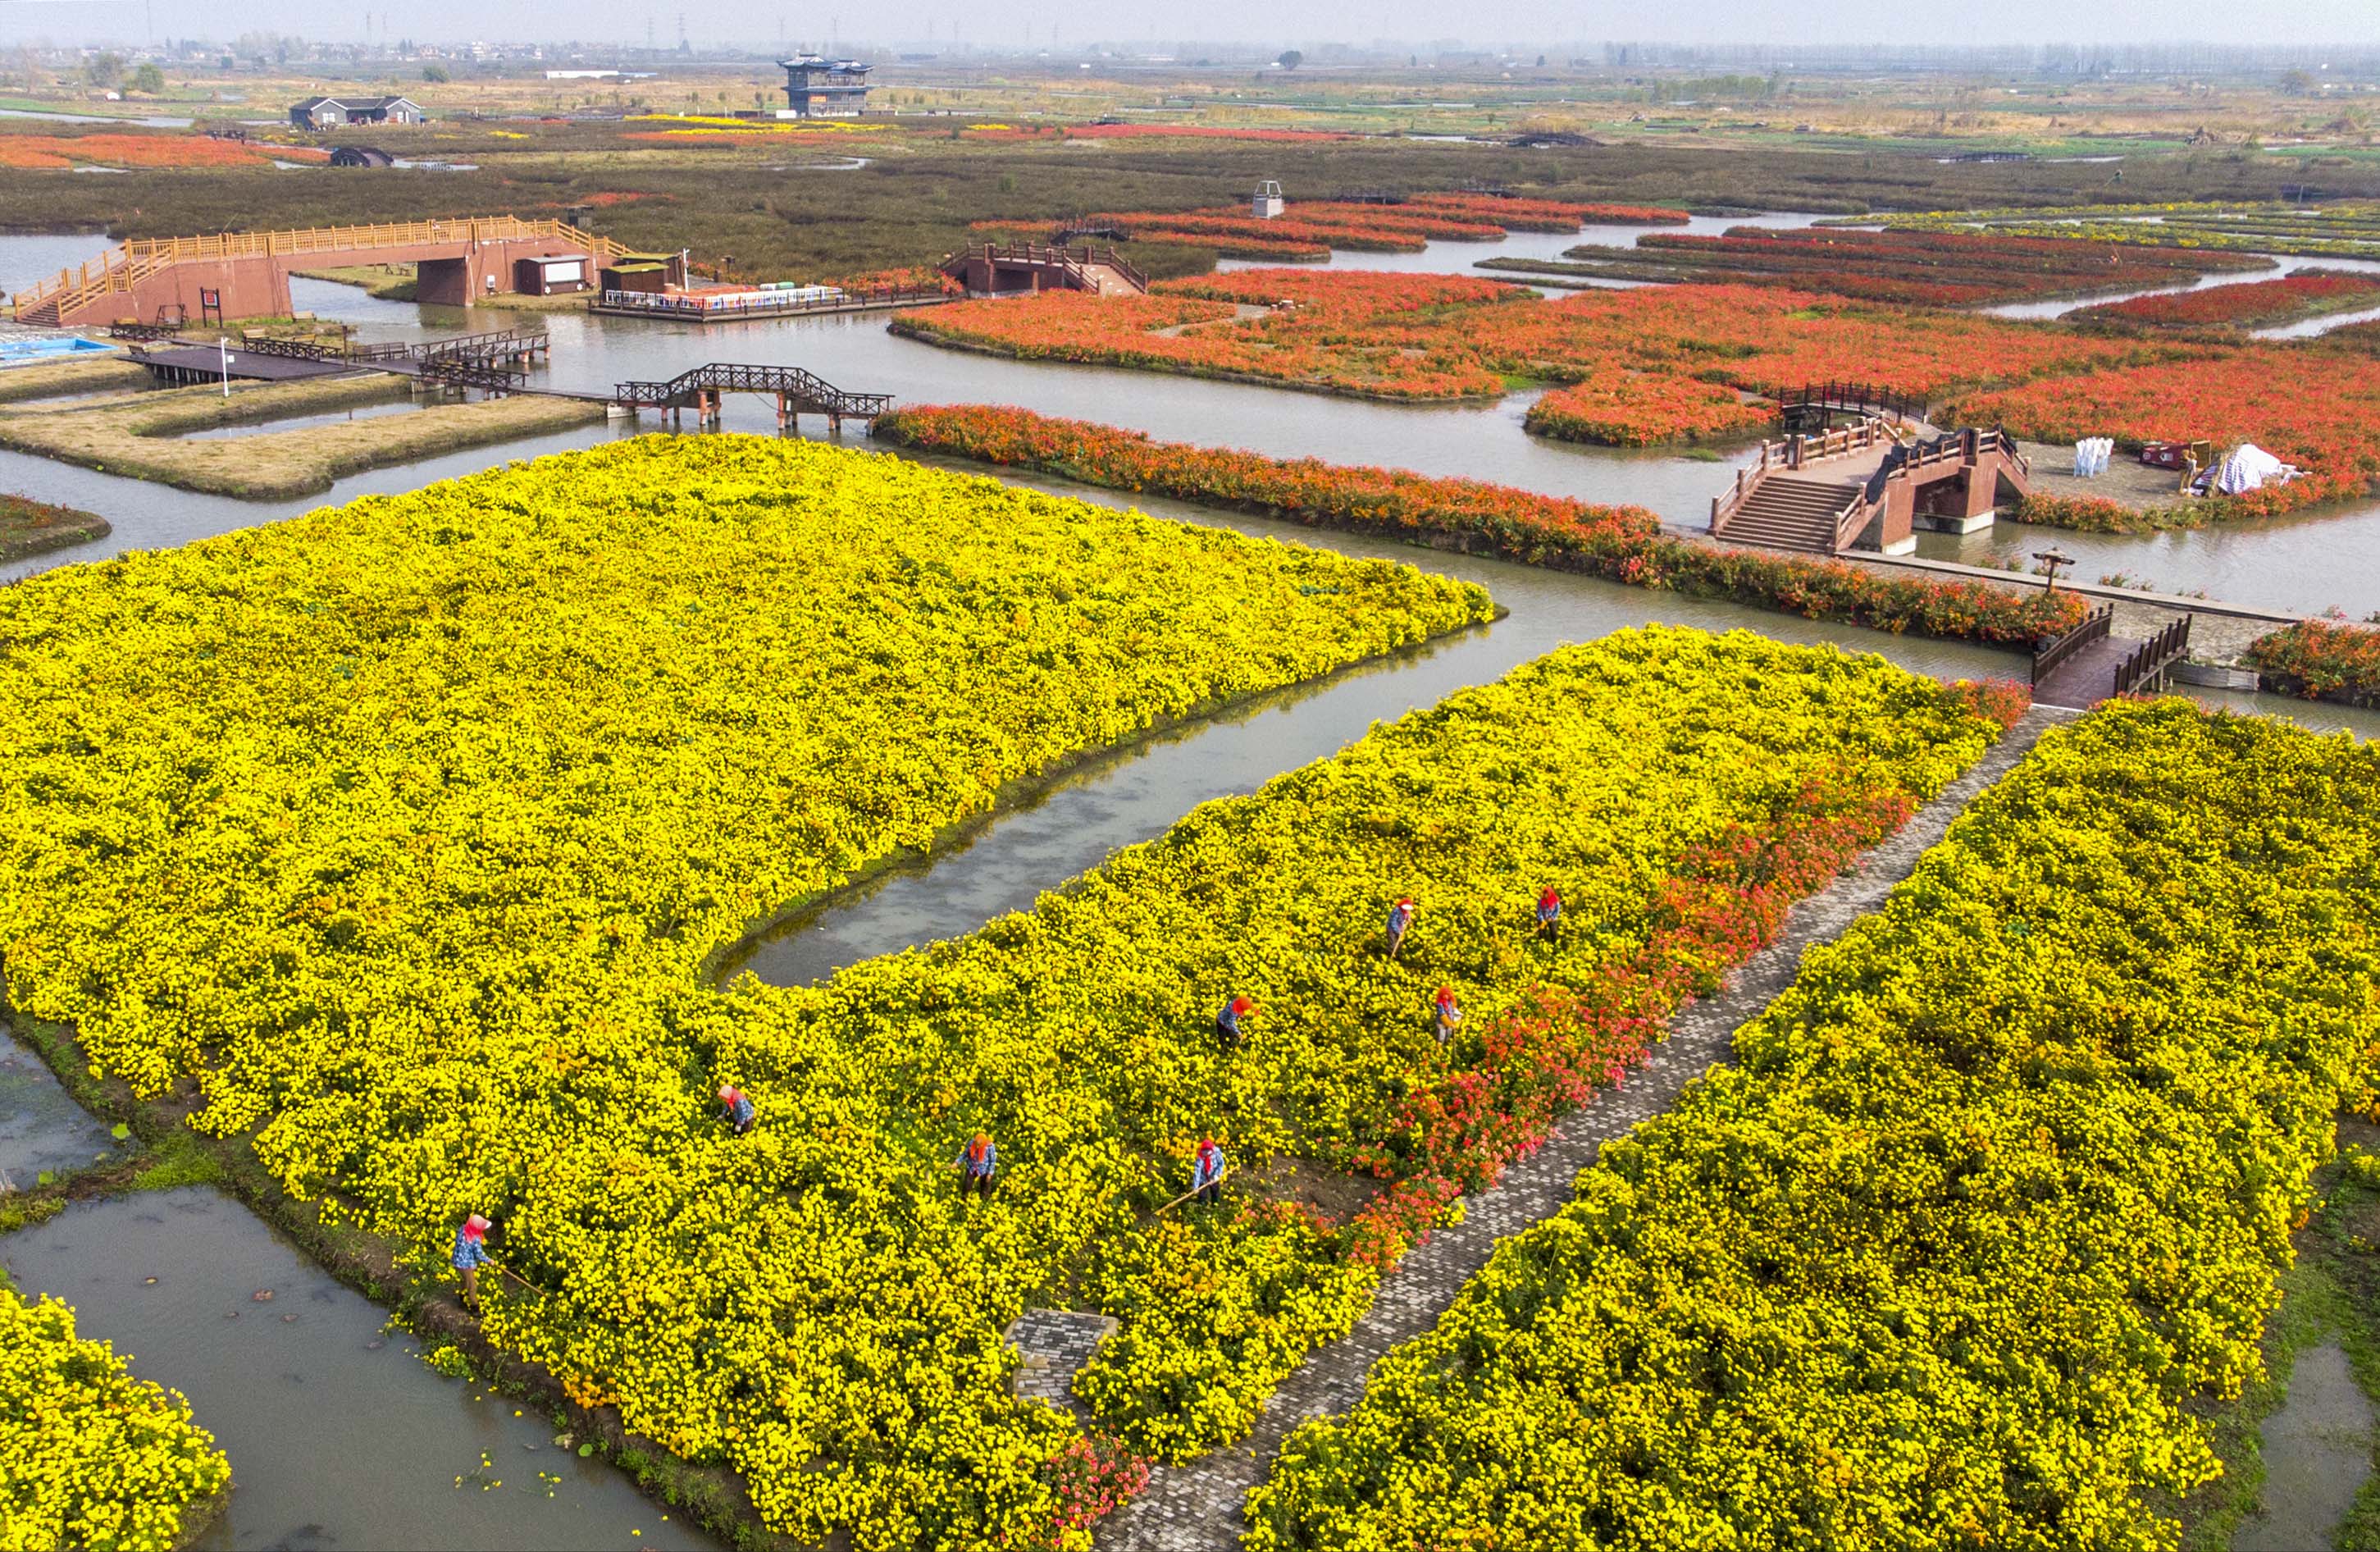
[1192,1138,1229,1206]
[1434,987,1466,1045]
[1537,885,1562,941]
[1384,897,1416,961]
[955,1133,998,1200]
[1215,995,1255,1051]
[452,1213,493,1312]
[718,1084,756,1136]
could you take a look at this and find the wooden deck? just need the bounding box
[133,346,358,386]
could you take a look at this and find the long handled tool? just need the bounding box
[1154,1162,1231,1216]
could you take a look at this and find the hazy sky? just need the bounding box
[0,0,2369,50]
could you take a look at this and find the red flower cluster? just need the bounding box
[873,404,2091,647]
[900,275,2176,440]
[2243,619,2380,705]
[2072,270,2380,330]
[0,131,321,169]
[894,270,1522,399]
[1404,194,1686,231]
[1525,375,1769,447]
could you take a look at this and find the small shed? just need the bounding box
[599,260,671,295]
[515,254,590,295]
[1252,179,1285,219]
[328,145,395,167]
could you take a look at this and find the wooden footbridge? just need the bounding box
[2031,605,2193,709]
[1710,418,2031,555]
[1774,379,1931,436]
[611,363,892,431]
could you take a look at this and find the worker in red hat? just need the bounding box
[451,1212,493,1312]
[1384,897,1416,961]
[1215,995,1255,1052]
[1433,986,1466,1045]
[1191,1137,1229,1206]
[1536,884,1562,942]
[718,1084,756,1137]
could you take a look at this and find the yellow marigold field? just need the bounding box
[0,1288,230,1552]
[1245,701,2380,1552]
[0,431,2016,1545]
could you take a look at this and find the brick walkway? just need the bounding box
[1102,705,2079,1550]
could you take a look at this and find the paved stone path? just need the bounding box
[1006,1308,1119,1411]
[1103,705,2079,1550]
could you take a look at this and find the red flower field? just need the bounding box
[2070,270,2380,331]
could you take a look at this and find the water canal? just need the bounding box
[0,1189,715,1552]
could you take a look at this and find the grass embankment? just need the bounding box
[0,354,151,404]
[0,373,604,497]
[0,492,110,560]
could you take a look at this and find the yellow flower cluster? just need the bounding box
[1246,700,2380,1551]
[0,1289,230,1552]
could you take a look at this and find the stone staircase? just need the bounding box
[1713,473,1857,553]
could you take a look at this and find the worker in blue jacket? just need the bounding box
[1191,1138,1228,1206]
[451,1212,493,1312]
[955,1133,998,1200]
[1384,897,1416,960]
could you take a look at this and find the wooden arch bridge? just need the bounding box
[613,362,894,431]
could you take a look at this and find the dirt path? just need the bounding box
[1101,704,2081,1550]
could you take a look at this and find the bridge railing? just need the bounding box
[1776,380,1931,426]
[2033,605,2113,687]
[2112,614,2192,698]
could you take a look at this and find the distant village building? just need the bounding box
[777,55,870,118]
[289,95,425,130]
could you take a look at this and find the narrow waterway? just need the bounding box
[0,1034,116,1188]
[1,1189,715,1552]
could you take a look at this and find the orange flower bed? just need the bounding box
[0,131,307,169]
[894,270,1521,400]
[2070,270,2380,331]
[1525,377,1769,447]
[896,270,2328,458]
[1411,194,1688,230]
